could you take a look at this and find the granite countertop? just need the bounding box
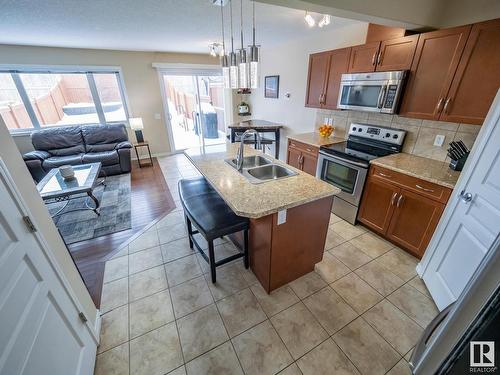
[288,132,345,148]
[184,143,340,218]
[370,153,461,189]
[228,119,284,129]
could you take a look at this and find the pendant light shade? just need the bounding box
[249,0,260,89]
[219,1,231,88]
[238,0,249,89]
[229,0,239,89]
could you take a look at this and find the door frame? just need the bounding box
[0,158,101,344]
[417,90,500,281]
[154,63,226,154]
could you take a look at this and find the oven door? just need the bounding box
[316,152,368,206]
[337,80,388,112]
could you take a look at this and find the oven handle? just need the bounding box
[318,151,369,169]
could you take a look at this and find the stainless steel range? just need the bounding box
[316,123,406,224]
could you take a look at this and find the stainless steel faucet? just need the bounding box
[236,129,261,171]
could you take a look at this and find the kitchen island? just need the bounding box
[184,143,340,292]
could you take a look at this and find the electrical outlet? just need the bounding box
[277,209,287,225]
[434,134,445,147]
[154,113,162,120]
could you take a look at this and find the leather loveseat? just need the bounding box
[23,124,132,182]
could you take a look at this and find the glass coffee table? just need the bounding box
[37,163,104,217]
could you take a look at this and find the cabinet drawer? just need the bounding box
[288,140,319,156]
[370,165,452,204]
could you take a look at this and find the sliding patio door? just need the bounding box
[159,70,227,152]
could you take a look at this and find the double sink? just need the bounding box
[225,155,298,184]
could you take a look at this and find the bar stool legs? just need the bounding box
[185,215,194,249]
[208,241,216,283]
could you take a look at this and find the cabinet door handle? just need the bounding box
[416,184,434,193]
[297,154,302,166]
[443,98,452,114]
[377,51,383,65]
[371,52,377,66]
[390,192,398,206]
[435,98,444,114]
[378,172,392,178]
[396,194,404,208]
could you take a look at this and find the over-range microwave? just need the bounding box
[337,70,407,114]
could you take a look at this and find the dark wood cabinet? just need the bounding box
[358,165,451,258]
[347,41,381,73]
[305,51,330,108]
[366,23,408,43]
[322,48,351,109]
[399,25,472,120]
[376,35,419,71]
[440,18,500,125]
[287,139,319,176]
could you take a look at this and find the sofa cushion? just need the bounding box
[82,151,119,167]
[42,154,84,170]
[31,126,85,156]
[82,124,129,152]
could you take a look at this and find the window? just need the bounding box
[0,68,129,132]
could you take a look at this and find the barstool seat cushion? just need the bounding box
[178,177,249,240]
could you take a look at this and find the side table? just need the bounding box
[133,142,153,167]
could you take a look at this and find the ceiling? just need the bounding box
[0,0,362,54]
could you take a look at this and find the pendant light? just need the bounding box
[220,1,230,88]
[229,0,239,89]
[249,0,260,89]
[238,0,249,89]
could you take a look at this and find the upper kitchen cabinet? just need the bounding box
[399,25,472,120]
[347,41,381,73]
[439,18,500,125]
[305,48,351,109]
[375,34,419,71]
[305,51,330,108]
[365,23,408,43]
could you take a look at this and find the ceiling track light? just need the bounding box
[304,11,315,27]
[318,14,331,28]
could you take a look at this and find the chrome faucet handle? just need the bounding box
[236,129,261,170]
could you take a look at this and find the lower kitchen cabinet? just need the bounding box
[358,165,451,258]
[287,139,319,176]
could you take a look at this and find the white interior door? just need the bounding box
[0,161,97,375]
[418,91,500,311]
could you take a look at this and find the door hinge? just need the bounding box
[78,312,88,323]
[22,216,37,233]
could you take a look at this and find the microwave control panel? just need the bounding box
[384,85,398,109]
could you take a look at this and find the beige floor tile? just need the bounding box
[333,317,400,375]
[271,302,328,360]
[129,230,160,253]
[98,305,129,353]
[315,252,351,283]
[303,287,358,335]
[165,254,203,287]
[289,271,327,299]
[217,288,267,338]
[128,265,168,302]
[297,338,360,375]
[331,220,367,241]
[129,246,163,275]
[408,277,432,299]
[232,320,293,375]
[387,359,412,375]
[158,222,188,244]
[130,322,183,375]
[94,342,129,375]
[250,284,299,317]
[110,246,129,260]
[355,261,405,296]
[329,242,373,270]
[388,284,439,328]
[161,238,195,263]
[103,256,128,283]
[100,277,129,314]
[363,300,423,355]
[168,366,186,375]
[325,229,348,250]
[177,304,229,362]
[348,232,393,258]
[278,363,302,374]
[405,348,414,361]
[329,213,344,225]
[204,264,248,301]
[129,290,175,338]
[157,210,185,229]
[185,341,243,375]
[233,261,259,286]
[170,276,214,318]
[377,248,418,281]
[331,273,383,314]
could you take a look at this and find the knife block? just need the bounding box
[449,152,469,171]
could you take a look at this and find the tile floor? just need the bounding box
[94,154,439,375]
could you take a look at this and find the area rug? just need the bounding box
[47,174,132,244]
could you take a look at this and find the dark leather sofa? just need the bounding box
[23,124,132,182]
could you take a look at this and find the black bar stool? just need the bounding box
[178,177,249,283]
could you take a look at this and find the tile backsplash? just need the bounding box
[315,110,480,162]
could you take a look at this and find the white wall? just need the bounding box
[247,22,368,159]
